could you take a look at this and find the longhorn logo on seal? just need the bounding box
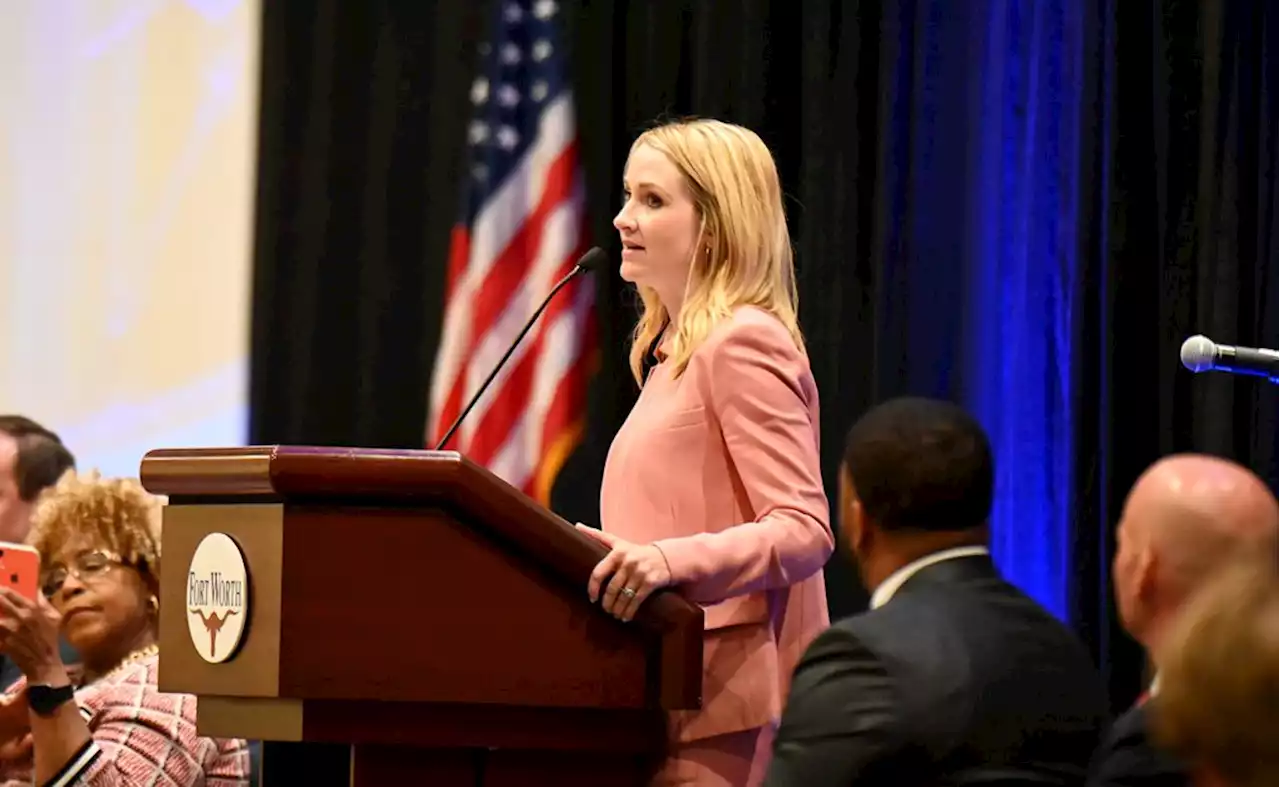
[186,533,249,663]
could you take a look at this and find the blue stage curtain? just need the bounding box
[872,0,1090,620]
[830,0,1273,701]
[964,0,1087,620]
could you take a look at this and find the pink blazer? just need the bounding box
[600,306,833,743]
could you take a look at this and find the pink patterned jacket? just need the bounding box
[0,654,249,786]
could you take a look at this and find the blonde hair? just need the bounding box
[27,470,162,587]
[1152,548,1278,787]
[627,119,803,383]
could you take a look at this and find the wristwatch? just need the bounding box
[27,683,75,717]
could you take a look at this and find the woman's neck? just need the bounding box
[659,301,681,352]
[83,625,157,682]
[656,286,682,326]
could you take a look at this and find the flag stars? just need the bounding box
[496,125,520,150]
[497,84,520,107]
[462,4,560,174]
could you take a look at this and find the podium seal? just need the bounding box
[186,532,249,663]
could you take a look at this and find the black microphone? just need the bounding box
[434,246,607,451]
[1180,334,1280,383]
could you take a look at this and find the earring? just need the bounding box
[147,595,159,612]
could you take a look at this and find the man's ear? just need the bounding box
[839,469,870,554]
[849,497,872,554]
[1135,545,1158,604]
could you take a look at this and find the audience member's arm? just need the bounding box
[27,681,92,786]
[764,625,904,787]
[48,685,212,787]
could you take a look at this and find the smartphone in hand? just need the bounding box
[0,544,40,601]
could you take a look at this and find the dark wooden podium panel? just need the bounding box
[261,742,658,787]
[349,746,658,787]
[142,446,704,787]
[258,700,666,787]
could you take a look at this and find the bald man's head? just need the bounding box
[1113,454,1278,651]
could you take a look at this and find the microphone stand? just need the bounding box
[434,259,597,451]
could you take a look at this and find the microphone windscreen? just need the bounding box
[575,246,608,273]
[1180,334,1216,371]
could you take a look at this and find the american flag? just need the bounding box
[427,0,596,505]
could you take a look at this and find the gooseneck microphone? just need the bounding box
[1179,334,1279,383]
[434,246,607,451]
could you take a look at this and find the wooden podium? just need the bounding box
[140,446,704,787]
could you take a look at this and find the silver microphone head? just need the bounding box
[1180,334,1217,372]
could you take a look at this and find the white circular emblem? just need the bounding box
[185,533,249,664]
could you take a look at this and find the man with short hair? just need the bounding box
[0,415,76,544]
[765,397,1107,787]
[1087,455,1278,787]
[0,415,77,689]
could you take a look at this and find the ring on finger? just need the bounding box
[620,587,637,599]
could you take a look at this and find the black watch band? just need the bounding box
[27,683,75,717]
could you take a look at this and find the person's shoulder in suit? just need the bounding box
[766,558,1108,787]
[763,609,915,787]
[856,568,1107,750]
[1087,702,1189,787]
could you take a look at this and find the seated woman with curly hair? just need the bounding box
[0,471,249,786]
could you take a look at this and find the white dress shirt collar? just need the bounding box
[869,545,991,609]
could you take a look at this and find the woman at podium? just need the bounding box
[0,472,250,786]
[578,119,833,786]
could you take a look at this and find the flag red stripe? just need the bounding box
[467,143,580,349]
[433,144,579,448]
[538,304,598,454]
[427,13,597,503]
[443,225,471,299]
[431,227,473,444]
[463,246,584,466]
[527,315,599,502]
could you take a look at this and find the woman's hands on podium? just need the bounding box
[576,525,672,622]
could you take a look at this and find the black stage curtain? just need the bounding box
[250,0,1276,710]
[1074,0,1278,700]
[249,1,488,449]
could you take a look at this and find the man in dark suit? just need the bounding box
[1087,455,1278,787]
[1087,702,1183,787]
[764,397,1108,787]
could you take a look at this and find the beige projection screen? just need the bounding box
[0,1,260,476]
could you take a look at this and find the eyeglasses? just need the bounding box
[40,550,123,597]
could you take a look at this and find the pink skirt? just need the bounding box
[651,726,775,787]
